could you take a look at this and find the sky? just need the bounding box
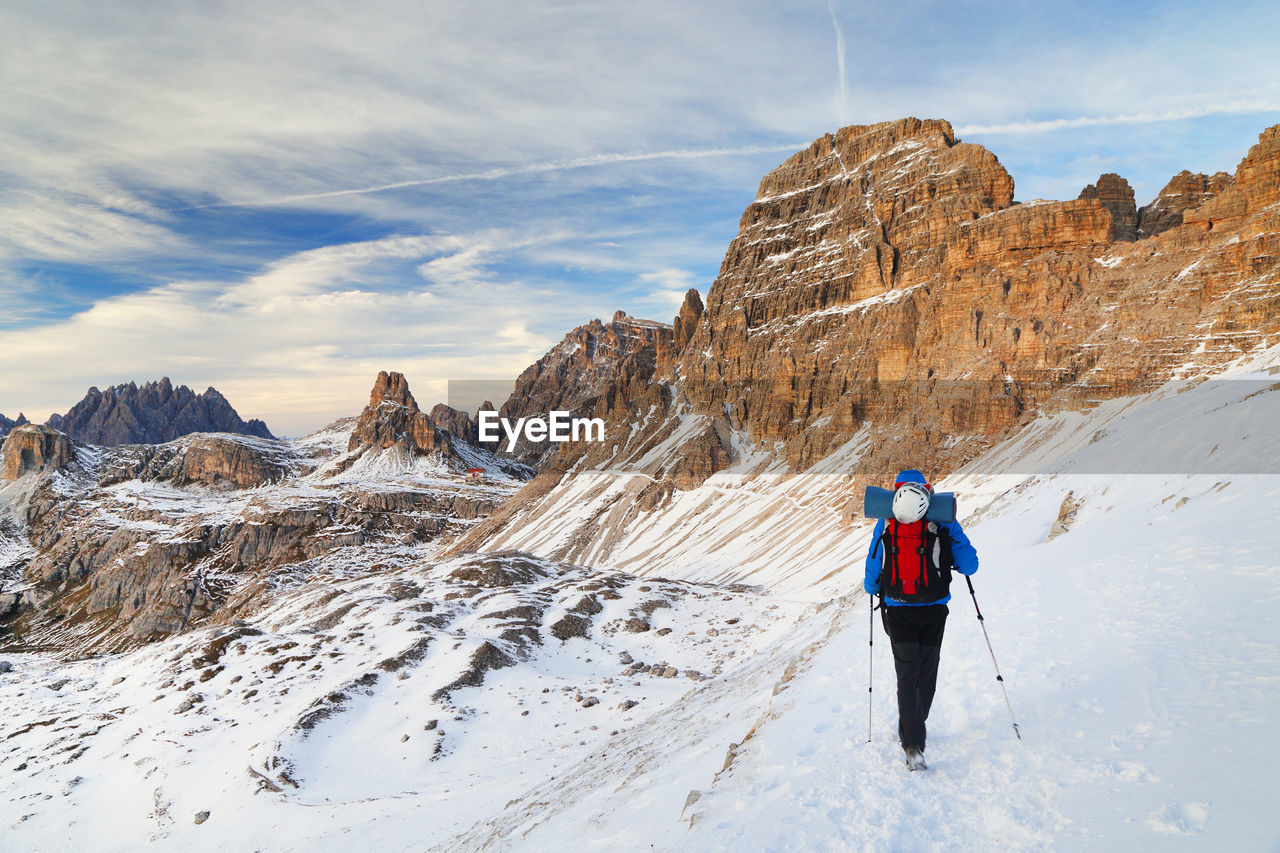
[1,0,1278,436]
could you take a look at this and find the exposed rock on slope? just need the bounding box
[457,119,1280,564]
[1079,173,1138,241]
[669,118,1280,477]
[349,371,452,455]
[99,434,300,488]
[430,402,480,445]
[1,425,76,480]
[49,378,273,445]
[497,311,674,466]
[1138,170,1231,236]
[658,289,705,369]
[348,373,531,478]
[0,374,532,653]
[0,545,790,848]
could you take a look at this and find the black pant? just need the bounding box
[881,603,948,754]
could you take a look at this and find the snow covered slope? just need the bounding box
[3,351,1278,849]
[0,551,809,850]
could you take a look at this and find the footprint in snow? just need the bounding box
[1111,760,1159,783]
[1146,801,1210,834]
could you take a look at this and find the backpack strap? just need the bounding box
[918,522,927,583]
[870,523,887,560]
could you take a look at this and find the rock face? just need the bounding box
[1138,170,1231,236]
[98,435,298,488]
[50,378,273,445]
[1079,173,1138,241]
[348,371,451,455]
[1,425,75,480]
[673,289,704,351]
[0,413,29,439]
[505,311,672,421]
[459,117,1280,554]
[0,371,539,652]
[0,427,526,653]
[658,289,705,369]
[497,311,673,466]
[429,403,479,445]
[657,118,1280,479]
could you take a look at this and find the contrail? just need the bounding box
[192,143,808,210]
[827,0,848,122]
[957,100,1280,135]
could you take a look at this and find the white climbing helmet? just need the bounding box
[892,482,932,523]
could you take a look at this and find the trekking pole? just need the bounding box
[866,593,874,742]
[962,574,1022,740]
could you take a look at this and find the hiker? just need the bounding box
[864,469,978,770]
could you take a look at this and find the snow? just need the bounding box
[680,471,1280,851]
[3,350,1280,848]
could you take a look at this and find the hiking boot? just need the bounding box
[904,749,927,772]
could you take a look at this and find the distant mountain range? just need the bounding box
[0,412,28,438]
[1,377,272,444]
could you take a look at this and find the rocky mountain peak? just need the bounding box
[349,371,447,454]
[368,370,419,411]
[519,117,1280,488]
[48,378,273,446]
[1,424,76,480]
[429,402,478,444]
[671,289,704,354]
[1079,173,1138,241]
[0,412,30,439]
[1183,123,1280,230]
[1137,170,1232,237]
[502,312,672,422]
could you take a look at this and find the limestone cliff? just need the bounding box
[348,371,452,455]
[1137,170,1231,236]
[497,311,673,466]
[665,118,1280,479]
[0,373,533,652]
[458,118,1280,557]
[1,425,76,480]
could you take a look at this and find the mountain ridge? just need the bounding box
[46,377,274,446]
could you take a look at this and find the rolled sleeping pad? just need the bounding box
[863,485,894,519]
[863,486,957,523]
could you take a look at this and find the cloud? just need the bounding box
[634,268,699,316]
[956,99,1280,136]
[826,0,849,124]
[193,144,810,210]
[0,188,186,265]
[0,229,614,435]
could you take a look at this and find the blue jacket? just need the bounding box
[863,470,978,606]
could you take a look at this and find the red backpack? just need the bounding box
[873,519,954,604]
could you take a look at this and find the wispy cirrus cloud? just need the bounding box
[0,228,612,433]
[193,144,810,210]
[957,99,1280,136]
[4,0,1280,431]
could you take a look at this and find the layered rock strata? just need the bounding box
[1079,173,1138,241]
[460,119,1280,558]
[1137,170,1231,236]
